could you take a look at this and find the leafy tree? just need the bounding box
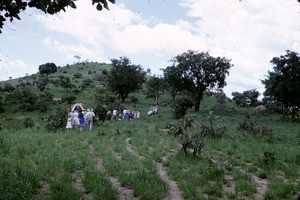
[262,50,300,117]
[163,50,233,111]
[107,57,146,102]
[0,0,115,33]
[35,76,49,91]
[145,76,167,99]
[232,89,260,107]
[58,75,74,90]
[172,96,194,119]
[0,82,15,92]
[73,72,83,79]
[38,62,57,76]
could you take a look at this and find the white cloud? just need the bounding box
[0,55,37,80]
[31,0,300,97]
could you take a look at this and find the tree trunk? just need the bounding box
[194,91,204,111]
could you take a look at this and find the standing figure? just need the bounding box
[78,111,85,132]
[112,109,118,121]
[66,117,72,130]
[85,109,95,131]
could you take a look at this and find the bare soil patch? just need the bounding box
[157,162,183,200]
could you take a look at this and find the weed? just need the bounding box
[263,151,276,165]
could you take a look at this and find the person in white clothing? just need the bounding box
[85,109,95,131]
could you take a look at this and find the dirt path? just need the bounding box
[157,162,184,200]
[125,137,144,160]
[210,157,269,199]
[87,141,137,200]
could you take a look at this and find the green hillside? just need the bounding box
[0,62,299,199]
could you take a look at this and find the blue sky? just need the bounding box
[1,0,300,98]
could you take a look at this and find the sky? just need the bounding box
[0,0,300,98]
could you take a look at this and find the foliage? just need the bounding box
[35,91,54,112]
[238,120,273,141]
[73,72,83,79]
[35,76,49,91]
[169,114,204,156]
[197,111,228,138]
[0,0,115,33]
[58,75,74,90]
[23,117,34,128]
[7,88,38,111]
[172,96,194,119]
[107,57,146,102]
[262,50,300,118]
[0,82,15,92]
[262,151,276,165]
[45,107,67,131]
[145,75,166,99]
[81,78,93,90]
[232,89,260,107]
[38,62,57,76]
[61,95,77,104]
[163,50,233,111]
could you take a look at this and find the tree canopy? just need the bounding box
[0,0,115,33]
[38,62,57,76]
[163,50,233,111]
[107,57,146,102]
[232,89,260,107]
[262,50,300,111]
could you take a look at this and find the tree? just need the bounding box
[232,89,260,107]
[145,75,167,99]
[0,0,115,33]
[261,50,300,117]
[163,50,233,111]
[38,62,57,77]
[107,57,146,102]
[35,76,49,91]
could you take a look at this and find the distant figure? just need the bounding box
[85,109,95,131]
[112,109,118,121]
[71,111,80,128]
[78,111,85,131]
[66,117,72,130]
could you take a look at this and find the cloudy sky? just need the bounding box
[0,0,300,97]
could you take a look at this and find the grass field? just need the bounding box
[1,95,299,200]
[0,63,299,199]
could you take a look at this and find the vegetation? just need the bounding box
[0,0,115,33]
[0,59,299,199]
[262,50,300,119]
[163,50,233,111]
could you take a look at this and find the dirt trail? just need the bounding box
[87,141,136,200]
[210,157,269,199]
[157,163,184,200]
[125,137,144,160]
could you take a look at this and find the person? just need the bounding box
[78,111,85,131]
[66,117,72,130]
[71,111,80,129]
[85,109,95,131]
[112,109,118,121]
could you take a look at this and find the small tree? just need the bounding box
[163,50,233,111]
[232,89,260,107]
[38,62,57,76]
[262,50,300,118]
[107,57,146,102]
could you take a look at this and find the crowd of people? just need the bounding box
[66,109,95,131]
[66,105,159,131]
[110,109,141,121]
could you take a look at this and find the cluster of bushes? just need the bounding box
[239,120,273,141]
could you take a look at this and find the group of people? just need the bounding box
[110,109,141,121]
[66,109,95,131]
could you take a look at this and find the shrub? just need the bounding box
[23,117,34,128]
[45,108,67,131]
[62,95,77,104]
[73,72,83,78]
[239,120,273,141]
[172,97,194,119]
[262,151,276,165]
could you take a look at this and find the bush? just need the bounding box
[62,95,77,104]
[45,108,67,131]
[73,72,83,78]
[172,97,194,119]
[23,117,34,128]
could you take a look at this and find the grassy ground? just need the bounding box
[0,95,299,200]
